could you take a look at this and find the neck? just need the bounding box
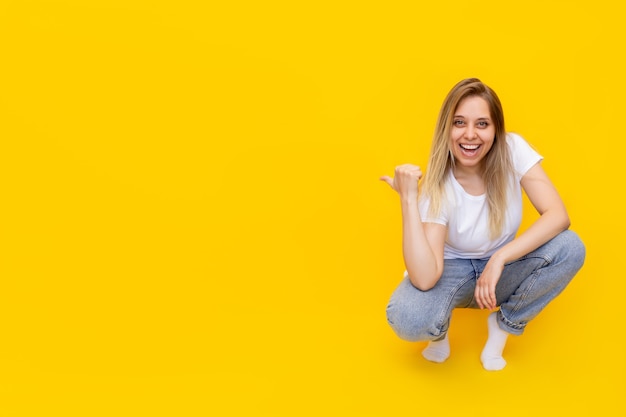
[453,163,484,178]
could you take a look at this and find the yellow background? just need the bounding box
[1,0,623,415]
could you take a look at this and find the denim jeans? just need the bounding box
[386,230,585,339]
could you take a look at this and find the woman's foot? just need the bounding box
[480,311,508,371]
[422,332,450,363]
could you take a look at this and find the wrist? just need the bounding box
[400,194,419,206]
[489,251,507,267]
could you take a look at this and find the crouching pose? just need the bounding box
[381,78,585,371]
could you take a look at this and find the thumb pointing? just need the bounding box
[380,176,394,188]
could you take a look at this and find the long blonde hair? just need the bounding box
[420,78,513,238]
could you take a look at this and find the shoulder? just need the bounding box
[506,132,530,150]
[505,132,543,177]
[506,132,542,155]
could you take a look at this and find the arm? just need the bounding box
[381,164,447,290]
[494,162,570,263]
[475,162,570,309]
[401,199,447,290]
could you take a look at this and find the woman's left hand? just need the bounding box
[475,259,504,310]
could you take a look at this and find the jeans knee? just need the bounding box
[386,303,439,342]
[559,230,586,270]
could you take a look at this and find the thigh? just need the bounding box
[494,230,579,304]
[494,230,584,311]
[387,259,477,331]
[495,256,547,304]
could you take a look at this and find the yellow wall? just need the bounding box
[0,0,623,415]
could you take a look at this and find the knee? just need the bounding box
[386,301,440,342]
[557,230,586,270]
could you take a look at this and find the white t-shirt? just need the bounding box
[418,133,542,259]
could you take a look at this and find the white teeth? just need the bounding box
[460,144,479,150]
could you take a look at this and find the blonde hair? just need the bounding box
[420,78,513,238]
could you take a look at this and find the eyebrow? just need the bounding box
[453,115,491,121]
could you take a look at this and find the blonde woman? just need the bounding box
[381,78,585,371]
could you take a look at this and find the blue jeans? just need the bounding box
[386,230,585,338]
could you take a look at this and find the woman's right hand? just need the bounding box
[380,164,422,200]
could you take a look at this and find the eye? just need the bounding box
[477,121,489,128]
[453,120,464,126]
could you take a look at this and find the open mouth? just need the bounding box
[459,143,480,157]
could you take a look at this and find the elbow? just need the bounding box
[408,274,437,291]
[563,217,571,230]
[561,209,571,231]
[406,264,443,291]
[414,282,436,291]
[547,206,570,231]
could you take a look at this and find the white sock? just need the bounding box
[422,333,450,363]
[481,311,509,371]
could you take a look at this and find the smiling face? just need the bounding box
[449,95,496,172]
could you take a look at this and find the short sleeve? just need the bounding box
[418,195,448,226]
[507,132,543,179]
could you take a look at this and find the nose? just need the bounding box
[464,124,477,140]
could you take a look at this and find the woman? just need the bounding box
[381,78,585,371]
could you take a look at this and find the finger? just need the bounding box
[475,288,484,309]
[480,287,490,310]
[406,168,423,179]
[489,291,497,310]
[380,176,394,188]
[396,166,421,176]
[480,293,488,310]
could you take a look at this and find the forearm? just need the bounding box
[401,198,441,290]
[491,207,570,266]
